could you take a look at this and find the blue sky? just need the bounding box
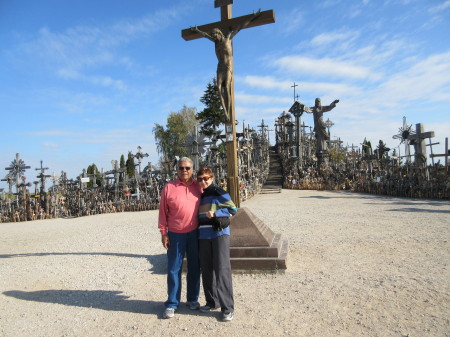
[1,0,450,189]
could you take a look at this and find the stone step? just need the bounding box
[230,238,288,272]
[260,189,281,194]
[263,146,283,192]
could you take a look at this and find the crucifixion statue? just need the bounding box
[190,9,262,122]
[182,1,275,206]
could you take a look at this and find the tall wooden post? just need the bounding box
[221,3,240,207]
[182,1,275,207]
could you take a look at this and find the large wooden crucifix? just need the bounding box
[182,1,275,207]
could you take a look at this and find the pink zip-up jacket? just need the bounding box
[158,178,202,235]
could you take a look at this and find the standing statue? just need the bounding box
[305,98,339,159]
[191,10,261,122]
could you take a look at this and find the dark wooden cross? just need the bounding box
[408,123,435,167]
[291,82,299,102]
[289,100,306,165]
[430,137,449,172]
[182,1,275,206]
[1,175,15,195]
[35,160,50,195]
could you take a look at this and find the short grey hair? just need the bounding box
[178,157,193,167]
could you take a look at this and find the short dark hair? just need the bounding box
[196,167,214,179]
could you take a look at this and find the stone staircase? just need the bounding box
[261,146,283,194]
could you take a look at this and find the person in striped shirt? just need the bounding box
[196,167,237,322]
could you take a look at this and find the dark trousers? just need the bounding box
[199,235,234,313]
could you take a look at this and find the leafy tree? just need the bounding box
[362,138,373,157]
[329,147,346,164]
[86,163,99,187]
[126,152,135,179]
[153,105,198,165]
[196,78,226,137]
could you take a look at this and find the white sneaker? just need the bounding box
[163,307,175,319]
[222,311,234,321]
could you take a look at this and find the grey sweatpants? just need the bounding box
[199,235,234,313]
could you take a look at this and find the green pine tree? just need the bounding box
[126,152,135,179]
[119,154,126,168]
[196,78,226,137]
[86,163,98,188]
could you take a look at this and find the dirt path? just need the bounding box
[1,190,449,337]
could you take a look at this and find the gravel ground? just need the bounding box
[1,189,449,337]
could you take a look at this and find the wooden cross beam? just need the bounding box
[182,10,275,41]
[182,1,275,207]
[430,137,449,172]
[408,123,435,167]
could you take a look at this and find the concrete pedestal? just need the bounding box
[230,207,288,272]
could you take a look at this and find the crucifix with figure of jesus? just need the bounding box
[182,0,275,207]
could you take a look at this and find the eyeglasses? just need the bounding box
[197,176,210,182]
[178,166,191,171]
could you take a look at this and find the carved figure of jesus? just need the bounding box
[192,10,260,122]
[304,98,339,155]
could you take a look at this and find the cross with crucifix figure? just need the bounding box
[134,146,149,177]
[407,123,435,167]
[182,1,275,206]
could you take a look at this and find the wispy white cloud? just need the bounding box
[235,92,293,105]
[310,31,360,47]
[374,51,450,103]
[319,0,344,9]
[277,8,306,34]
[90,75,125,90]
[50,91,112,115]
[42,142,60,152]
[428,0,450,14]
[57,68,125,90]
[240,75,291,90]
[272,55,377,80]
[14,5,186,90]
[240,75,359,98]
[30,130,77,136]
[29,127,150,152]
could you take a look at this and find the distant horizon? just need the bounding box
[1,121,448,193]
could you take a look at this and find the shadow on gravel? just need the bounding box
[0,252,167,275]
[3,289,212,319]
[299,195,334,199]
[385,207,450,214]
[366,200,449,207]
[298,192,448,207]
[3,289,161,314]
[147,253,166,274]
[297,191,379,200]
